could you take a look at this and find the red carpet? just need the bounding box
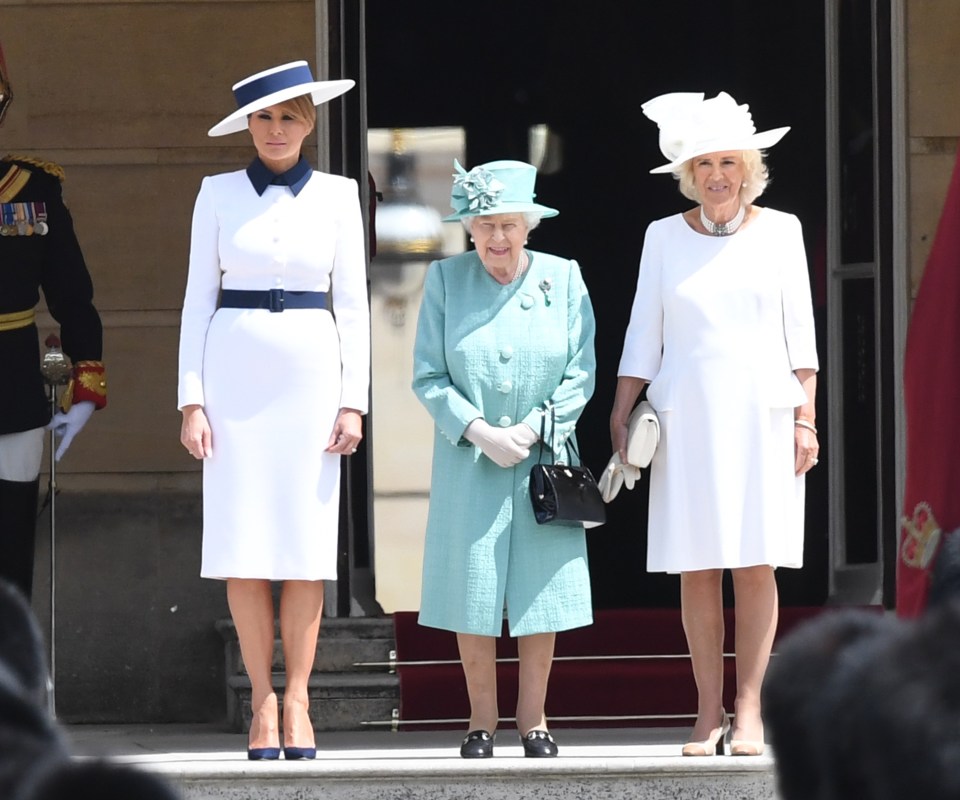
[393,607,857,730]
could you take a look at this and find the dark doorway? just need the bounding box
[366,1,829,608]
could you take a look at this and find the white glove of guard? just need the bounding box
[598,452,642,503]
[47,400,96,461]
[464,419,537,468]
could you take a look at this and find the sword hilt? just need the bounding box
[40,334,72,388]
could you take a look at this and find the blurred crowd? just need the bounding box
[764,532,960,800]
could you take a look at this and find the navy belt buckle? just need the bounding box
[268,288,284,312]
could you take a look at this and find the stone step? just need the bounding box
[215,616,396,675]
[226,672,399,732]
[65,724,778,800]
[166,760,776,800]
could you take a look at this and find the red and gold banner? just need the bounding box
[898,148,960,616]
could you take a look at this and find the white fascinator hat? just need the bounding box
[642,91,790,174]
[208,61,354,137]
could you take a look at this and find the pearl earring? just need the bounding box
[470,237,475,243]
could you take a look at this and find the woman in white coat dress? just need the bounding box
[610,92,819,758]
[177,62,369,760]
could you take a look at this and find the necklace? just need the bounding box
[700,204,746,236]
[511,250,528,283]
[484,249,528,284]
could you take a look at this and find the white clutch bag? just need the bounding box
[626,400,659,468]
[598,400,660,504]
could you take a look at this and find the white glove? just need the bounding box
[47,401,96,461]
[598,452,642,502]
[509,422,539,449]
[464,419,536,468]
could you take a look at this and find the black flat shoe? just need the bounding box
[521,729,558,758]
[460,729,494,758]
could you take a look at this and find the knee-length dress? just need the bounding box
[618,209,818,572]
[413,250,596,637]
[177,164,369,580]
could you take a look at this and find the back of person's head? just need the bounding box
[16,760,181,800]
[839,600,960,800]
[813,620,908,800]
[0,579,50,704]
[0,672,67,800]
[0,579,68,800]
[929,529,960,609]
[762,608,900,800]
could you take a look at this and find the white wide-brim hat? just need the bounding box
[208,60,354,137]
[642,91,790,174]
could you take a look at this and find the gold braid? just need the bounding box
[1,154,65,181]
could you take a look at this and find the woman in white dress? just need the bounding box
[610,92,819,757]
[177,62,369,760]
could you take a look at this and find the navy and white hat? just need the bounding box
[208,60,354,137]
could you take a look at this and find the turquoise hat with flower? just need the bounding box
[443,159,559,221]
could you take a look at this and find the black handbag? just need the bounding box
[529,405,606,528]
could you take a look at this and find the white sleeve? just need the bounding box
[177,177,221,409]
[330,178,371,413]
[780,215,819,371]
[618,221,664,380]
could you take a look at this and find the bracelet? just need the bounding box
[794,418,817,434]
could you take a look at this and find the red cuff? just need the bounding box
[61,361,107,411]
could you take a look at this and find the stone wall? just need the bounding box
[907,0,960,296]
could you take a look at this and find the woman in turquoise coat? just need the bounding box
[412,159,596,759]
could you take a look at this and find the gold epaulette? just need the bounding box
[1,154,65,182]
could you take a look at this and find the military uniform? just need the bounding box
[0,154,106,598]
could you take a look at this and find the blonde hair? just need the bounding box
[248,94,317,132]
[277,94,317,132]
[675,149,769,205]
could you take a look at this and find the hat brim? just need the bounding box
[649,126,790,174]
[442,201,559,222]
[207,79,355,137]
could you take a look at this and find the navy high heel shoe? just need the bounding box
[283,746,317,760]
[247,747,281,761]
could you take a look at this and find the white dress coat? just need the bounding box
[618,209,818,572]
[178,168,369,580]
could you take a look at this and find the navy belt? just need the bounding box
[219,289,328,313]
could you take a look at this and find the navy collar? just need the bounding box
[246,156,313,197]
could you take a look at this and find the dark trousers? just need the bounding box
[0,478,40,599]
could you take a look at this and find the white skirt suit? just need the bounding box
[177,168,370,580]
[618,209,818,572]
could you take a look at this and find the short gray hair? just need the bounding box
[461,211,543,234]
